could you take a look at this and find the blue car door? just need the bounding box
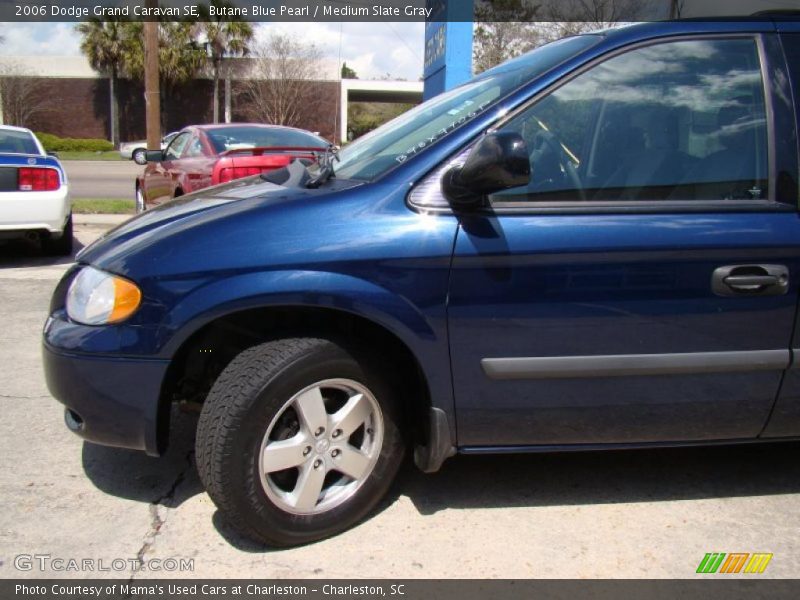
[761,25,800,440]
[447,34,800,447]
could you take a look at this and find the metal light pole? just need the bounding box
[224,64,232,123]
[144,0,161,150]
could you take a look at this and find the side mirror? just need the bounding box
[144,150,165,163]
[442,131,530,207]
[47,151,59,158]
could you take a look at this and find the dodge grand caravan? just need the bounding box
[44,19,800,546]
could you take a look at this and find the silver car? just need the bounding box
[119,132,179,165]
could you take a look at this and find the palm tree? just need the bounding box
[198,1,254,122]
[76,19,131,147]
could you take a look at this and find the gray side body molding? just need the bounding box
[481,350,790,380]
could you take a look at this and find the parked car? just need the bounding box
[135,124,328,212]
[0,125,71,255]
[119,132,179,165]
[44,17,800,547]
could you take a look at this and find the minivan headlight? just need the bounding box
[66,266,142,325]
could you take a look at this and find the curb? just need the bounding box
[74,214,131,226]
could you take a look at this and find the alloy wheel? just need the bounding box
[258,378,384,515]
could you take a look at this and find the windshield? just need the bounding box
[333,35,601,182]
[0,129,40,155]
[207,126,328,153]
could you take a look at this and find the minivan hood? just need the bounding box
[76,177,322,267]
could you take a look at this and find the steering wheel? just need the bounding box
[531,129,585,201]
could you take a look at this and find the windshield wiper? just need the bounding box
[306,144,340,188]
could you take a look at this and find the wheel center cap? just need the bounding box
[315,439,330,454]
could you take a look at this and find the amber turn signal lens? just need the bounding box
[109,277,142,323]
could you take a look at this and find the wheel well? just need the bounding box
[159,306,432,451]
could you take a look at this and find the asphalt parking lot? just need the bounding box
[0,216,799,580]
[63,161,141,200]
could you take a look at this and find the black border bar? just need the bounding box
[3,579,800,600]
[0,0,765,23]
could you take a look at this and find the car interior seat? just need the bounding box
[674,96,766,200]
[598,108,692,200]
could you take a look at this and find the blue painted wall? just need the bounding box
[423,1,474,100]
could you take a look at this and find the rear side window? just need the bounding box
[495,38,769,204]
[0,130,40,155]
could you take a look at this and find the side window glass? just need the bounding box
[164,133,190,161]
[184,136,204,158]
[494,38,769,203]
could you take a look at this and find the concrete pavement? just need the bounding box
[0,219,798,580]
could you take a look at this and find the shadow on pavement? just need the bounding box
[400,440,800,515]
[0,236,84,268]
[81,407,204,508]
[213,439,800,551]
[82,400,800,551]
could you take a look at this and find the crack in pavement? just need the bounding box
[126,449,195,585]
[0,394,51,399]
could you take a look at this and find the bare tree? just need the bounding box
[0,62,52,128]
[473,1,542,74]
[473,0,646,73]
[670,0,686,18]
[542,0,647,38]
[545,0,645,23]
[239,33,323,128]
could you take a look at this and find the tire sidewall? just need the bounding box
[43,213,73,256]
[214,341,403,545]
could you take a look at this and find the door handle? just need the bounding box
[712,265,789,297]
[723,274,779,289]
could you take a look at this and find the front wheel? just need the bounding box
[195,338,404,546]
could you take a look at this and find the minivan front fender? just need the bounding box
[159,269,440,353]
[156,268,455,432]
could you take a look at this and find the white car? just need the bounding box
[119,131,179,165]
[0,125,71,255]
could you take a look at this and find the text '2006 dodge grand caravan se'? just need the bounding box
[44,19,800,546]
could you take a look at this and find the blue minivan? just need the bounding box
[44,18,800,546]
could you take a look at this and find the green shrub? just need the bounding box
[35,132,113,153]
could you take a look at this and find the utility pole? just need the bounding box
[144,0,161,150]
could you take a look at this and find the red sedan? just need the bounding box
[136,123,328,211]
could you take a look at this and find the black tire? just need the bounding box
[135,185,146,213]
[132,148,147,165]
[42,213,73,257]
[195,337,405,547]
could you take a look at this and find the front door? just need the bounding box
[448,35,800,447]
[143,132,190,205]
[178,134,214,193]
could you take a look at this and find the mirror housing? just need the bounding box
[442,131,530,207]
[144,150,165,163]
